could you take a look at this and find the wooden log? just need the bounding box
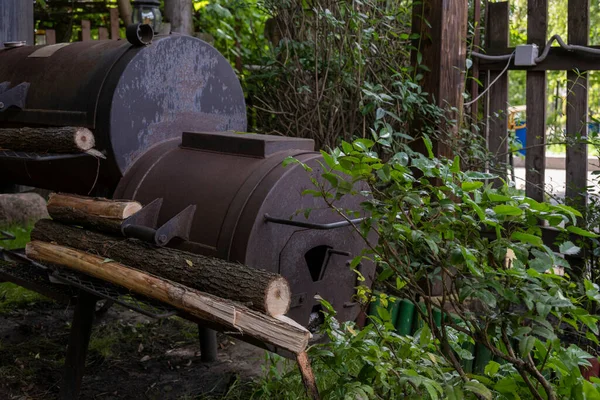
[297,352,320,400]
[0,127,95,153]
[31,220,291,316]
[46,193,141,233]
[25,241,310,354]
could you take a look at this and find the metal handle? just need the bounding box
[263,214,366,230]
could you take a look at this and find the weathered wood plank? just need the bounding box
[469,0,482,130]
[486,2,509,184]
[526,0,548,201]
[81,20,91,42]
[410,0,468,159]
[98,27,109,40]
[110,8,120,39]
[565,0,589,208]
[45,29,56,45]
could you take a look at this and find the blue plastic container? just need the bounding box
[515,124,526,156]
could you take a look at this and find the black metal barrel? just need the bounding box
[114,131,375,325]
[0,35,246,194]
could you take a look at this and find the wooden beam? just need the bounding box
[81,20,91,41]
[110,8,120,39]
[469,0,482,129]
[486,2,509,184]
[526,0,548,202]
[411,0,468,159]
[565,0,590,208]
[98,27,109,40]
[480,46,600,71]
[45,29,56,45]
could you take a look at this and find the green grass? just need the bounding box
[0,224,33,250]
[0,224,49,312]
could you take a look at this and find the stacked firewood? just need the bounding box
[0,126,100,155]
[25,193,319,399]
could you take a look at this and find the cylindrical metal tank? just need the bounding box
[0,35,246,194]
[114,131,375,325]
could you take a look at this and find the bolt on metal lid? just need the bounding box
[3,41,26,49]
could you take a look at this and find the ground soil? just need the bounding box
[0,299,268,400]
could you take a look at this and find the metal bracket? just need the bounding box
[0,231,16,241]
[264,214,366,230]
[121,198,197,246]
[0,82,30,112]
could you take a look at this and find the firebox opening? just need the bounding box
[308,304,324,332]
[304,245,332,282]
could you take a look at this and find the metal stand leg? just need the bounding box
[59,291,97,400]
[198,325,218,362]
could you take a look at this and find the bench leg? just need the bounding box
[198,325,218,362]
[59,292,97,400]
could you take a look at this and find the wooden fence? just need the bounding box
[41,8,120,44]
[478,0,592,210]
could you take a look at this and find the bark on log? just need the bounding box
[297,352,321,400]
[31,220,291,316]
[25,241,310,354]
[0,193,49,226]
[46,193,141,233]
[0,127,95,153]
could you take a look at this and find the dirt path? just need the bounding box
[0,299,268,400]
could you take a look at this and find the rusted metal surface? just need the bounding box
[0,35,247,194]
[114,132,375,325]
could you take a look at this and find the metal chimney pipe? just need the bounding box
[0,0,34,47]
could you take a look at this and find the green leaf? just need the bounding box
[486,192,511,202]
[464,171,498,180]
[583,380,600,400]
[450,155,460,173]
[282,156,298,167]
[322,173,339,188]
[511,231,543,246]
[493,205,523,216]
[422,136,434,158]
[461,181,484,192]
[464,381,492,400]
[519,336,536,358]
[567,225,600,238]
[559,241,581,255]
[484,361,500,377]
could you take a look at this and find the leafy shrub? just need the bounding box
[274,115,600,398]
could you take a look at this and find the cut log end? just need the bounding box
[74,128,95,151]
[122,202,143,219]
[265,277,291,316]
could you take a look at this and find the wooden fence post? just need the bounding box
[98,27,109,40]
[486,2,510,185]
[81,20,91,41]
[410,0,468,159]
[526,0,548,202]
[45,29,56,45]
[110,8,120,39]
[566,0,590,208]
